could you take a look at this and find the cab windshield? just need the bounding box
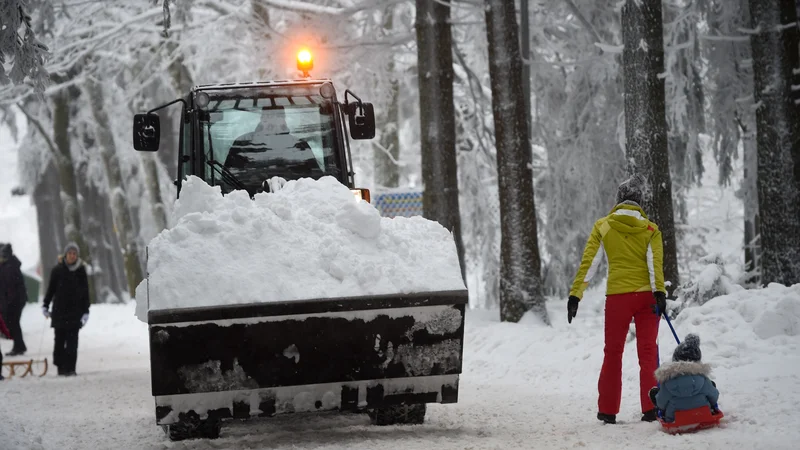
[198,84,341,194]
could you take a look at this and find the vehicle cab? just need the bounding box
[133,51,375,199]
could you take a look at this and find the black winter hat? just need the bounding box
[0,243,11,259]
[673,333,702,362]
[616,174,646,206]
[64,242,80,256]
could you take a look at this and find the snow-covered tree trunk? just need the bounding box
[80,180,113,304]
[703,0,759,282]
[33,162,66,287]
[664,1,705,224]
[52,85,96,302]
[85,77,144,297]
[415,0,466,281]
[748,0,800,285]
[97,194,126,302]
[141,152,168,231]
[484,0,548,324]
[621,0,680,293]
[375,6,400,188]
[742,127,760,284]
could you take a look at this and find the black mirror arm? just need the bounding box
[146,98,188,115]
[343,89,364,114]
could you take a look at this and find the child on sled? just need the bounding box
[648,334,720,423]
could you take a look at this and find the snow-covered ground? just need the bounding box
[2,283,798,450]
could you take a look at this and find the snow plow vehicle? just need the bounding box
[133,51,468,441]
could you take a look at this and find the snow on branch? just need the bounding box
[700,33,750,42]
[195,0,246,17]
[259,0,343,15]
[737,26,761,35]
[736,22,798,34]
[16,104,58,158]
[562,0,606,50]
[665,40,693,53]
[371,141,407,167]
[57,8,162,54]
[47,8,163,75]
[774,22,797,32]
[594,42,623,54]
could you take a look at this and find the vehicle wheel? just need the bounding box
[368,404,426,426]
[163,412,222,441]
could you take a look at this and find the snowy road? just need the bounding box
[2,288,799,450]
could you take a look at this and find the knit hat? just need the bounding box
[64,242,80,257]
[0,243,8,262]
[673,333,702,362]
[616,174,646,206]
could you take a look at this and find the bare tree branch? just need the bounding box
[16,104,59,159]
[562,0,608,50]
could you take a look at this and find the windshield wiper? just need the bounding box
[207,160,248,192]
[203,117,248,193]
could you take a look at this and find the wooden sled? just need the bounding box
[658,406,724,434]
[2,358,48,378]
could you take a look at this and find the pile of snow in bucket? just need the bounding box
[134,176,465,321]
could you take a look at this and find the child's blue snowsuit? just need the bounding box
[654,361,719,422]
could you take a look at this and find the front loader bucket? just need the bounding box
[147,290,467,425]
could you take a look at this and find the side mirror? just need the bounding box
[133,114,161,151]
[346,102,375,140]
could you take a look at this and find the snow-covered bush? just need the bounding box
[671,253,742,316]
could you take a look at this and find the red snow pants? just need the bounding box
[598,291,660,415]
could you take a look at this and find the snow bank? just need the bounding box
[135,176,464,321]
[665,283,800,368]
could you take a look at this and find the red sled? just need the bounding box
[658,406,724,434]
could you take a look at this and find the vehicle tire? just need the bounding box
[368,404,426,426]
[163,412,222,441]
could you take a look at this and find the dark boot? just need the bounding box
[597,412,616,424]
[648,387,659,408]
[6,349,26,356]
[641,409,658,422]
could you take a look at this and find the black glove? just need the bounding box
[567,296,580,324]
[653,291,667,315]
[648,386,660,407]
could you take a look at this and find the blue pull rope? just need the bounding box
[662,310,681,345]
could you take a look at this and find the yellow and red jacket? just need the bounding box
[569,202,666,299]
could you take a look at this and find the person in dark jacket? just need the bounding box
[649,334,720,422]
[0,242,28,356]
[42,242,90,376]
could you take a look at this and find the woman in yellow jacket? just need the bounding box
[568,174,667,424]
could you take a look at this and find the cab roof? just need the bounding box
[192,78,333,92]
